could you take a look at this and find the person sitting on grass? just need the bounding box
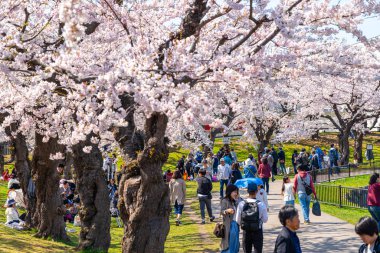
[4,199,25,230]
[274,205,302,253]
[355,216,380,253]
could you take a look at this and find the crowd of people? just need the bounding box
[165,143,380,253]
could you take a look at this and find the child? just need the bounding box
[281,176,295,206]
[256,184,269,211]
[4,199,25,230]
[355,216,380,253]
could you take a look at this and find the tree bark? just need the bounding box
[4,124,37,227]
[32,133,68,241]
[338,130,350,165]
[63,152,74,180]
[354,131,364,163]
[118,112,171,253]
[71,134,111,252]
[0,144,4,175]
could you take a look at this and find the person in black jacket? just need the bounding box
[274,205,302,253]
[356,216,380,253]
[196,169,215,224]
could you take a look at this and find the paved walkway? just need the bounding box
[212,179,362,252]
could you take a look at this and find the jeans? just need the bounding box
[220,179,229,198]
[174,200,184,215]
[261,177,269,194]
[285,200,295,206]
[299,193,311,222]
[293,164,297,174]
[243,229,263,253]
[368,206,380,231]
[198,196,213,220]
[279,163,286,174]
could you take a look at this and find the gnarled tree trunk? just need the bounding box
[32,133,68,241]
[4,124,37,227]
[63,151,74,180]
[71,133,111,252]
[353,131,364,163]
[118,112,171,253]
[338,130,350,166]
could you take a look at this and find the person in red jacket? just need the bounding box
[293,165,317,224]
[2,169,10,181]
[258,157,272,194]
[367,173,380,231]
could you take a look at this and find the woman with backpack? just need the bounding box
[293,165,317,224]
[220,184,241,253]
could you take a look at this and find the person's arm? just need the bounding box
[309,176,317,198]
[182,180,186,201]
[274,236,288,253]
[258,165,262,176]
[264,191,269,209]
[235,201,243,225]
[260,202,268,223]
[293,176,298,193]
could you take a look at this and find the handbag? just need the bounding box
[213,222,225,238]
[299,175,313,196]
[312,199,321,216]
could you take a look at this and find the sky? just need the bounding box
[345,16,380,44]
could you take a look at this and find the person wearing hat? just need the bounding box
[217,158,231,199]
[5,199,23,225]
[236,182,268,253]
[196,169,215,224]
[7,173,20,190]
[201,159,213,181]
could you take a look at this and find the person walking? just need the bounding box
[293,165,317,224]
[229,163,243,185]
[329,144,339,175]
[271,147,279,176]
[314,146,324,169]
[258,157,272,194]
[218,158,231,199]
[196,169,215,224]
[291,150,298,174]
[220,185,241,253]
[212,154,219,176]
[169,170,186,226]
[310,151,320,170]
[236,182,268,253]
[282,176,295,206]
[367,173,380,231]
[230,148,238,163]
[278,147,286,175]
[355,216,380,253]
[274,205,302,253]
[201,159,213,181]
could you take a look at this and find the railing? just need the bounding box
[305,162,380,209]
[314,184,368,209]
[309,162,380,184]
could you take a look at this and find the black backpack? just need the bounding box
[241,200,260,232]
[297,153,309,166]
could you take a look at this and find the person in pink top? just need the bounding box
[367,173,380,230]
[258,157,272,194]
[293,165,317,224]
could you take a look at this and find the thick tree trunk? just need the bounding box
[32,133,68,241]
[63,152,74,180]
[4,125,37,227]
[338,130,350,165]
[71,134,111,252]
[13,134,37,227]
[258,139,270,153]
[118,112,171,253]
[0,145,4,175]
[354,131,364,163]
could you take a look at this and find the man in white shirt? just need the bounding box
[236,182,268,253]
[217,158,231,199]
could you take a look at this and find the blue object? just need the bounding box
[234,178,263,189]
[221,220,240,253]
[244,165,257,178]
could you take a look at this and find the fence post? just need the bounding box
[348,164,351,178]
[339,185,342,208]
[328,169,331,182]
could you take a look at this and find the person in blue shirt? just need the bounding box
[274,205,302,253]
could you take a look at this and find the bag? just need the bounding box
[299,175,313,196]
[213,222,225,238]
[312,200,321,216]
[241,200,260,232]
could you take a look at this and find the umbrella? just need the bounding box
[234,178,263,189]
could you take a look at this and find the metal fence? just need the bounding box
[314,184,368,209]
[306,162,380,209]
